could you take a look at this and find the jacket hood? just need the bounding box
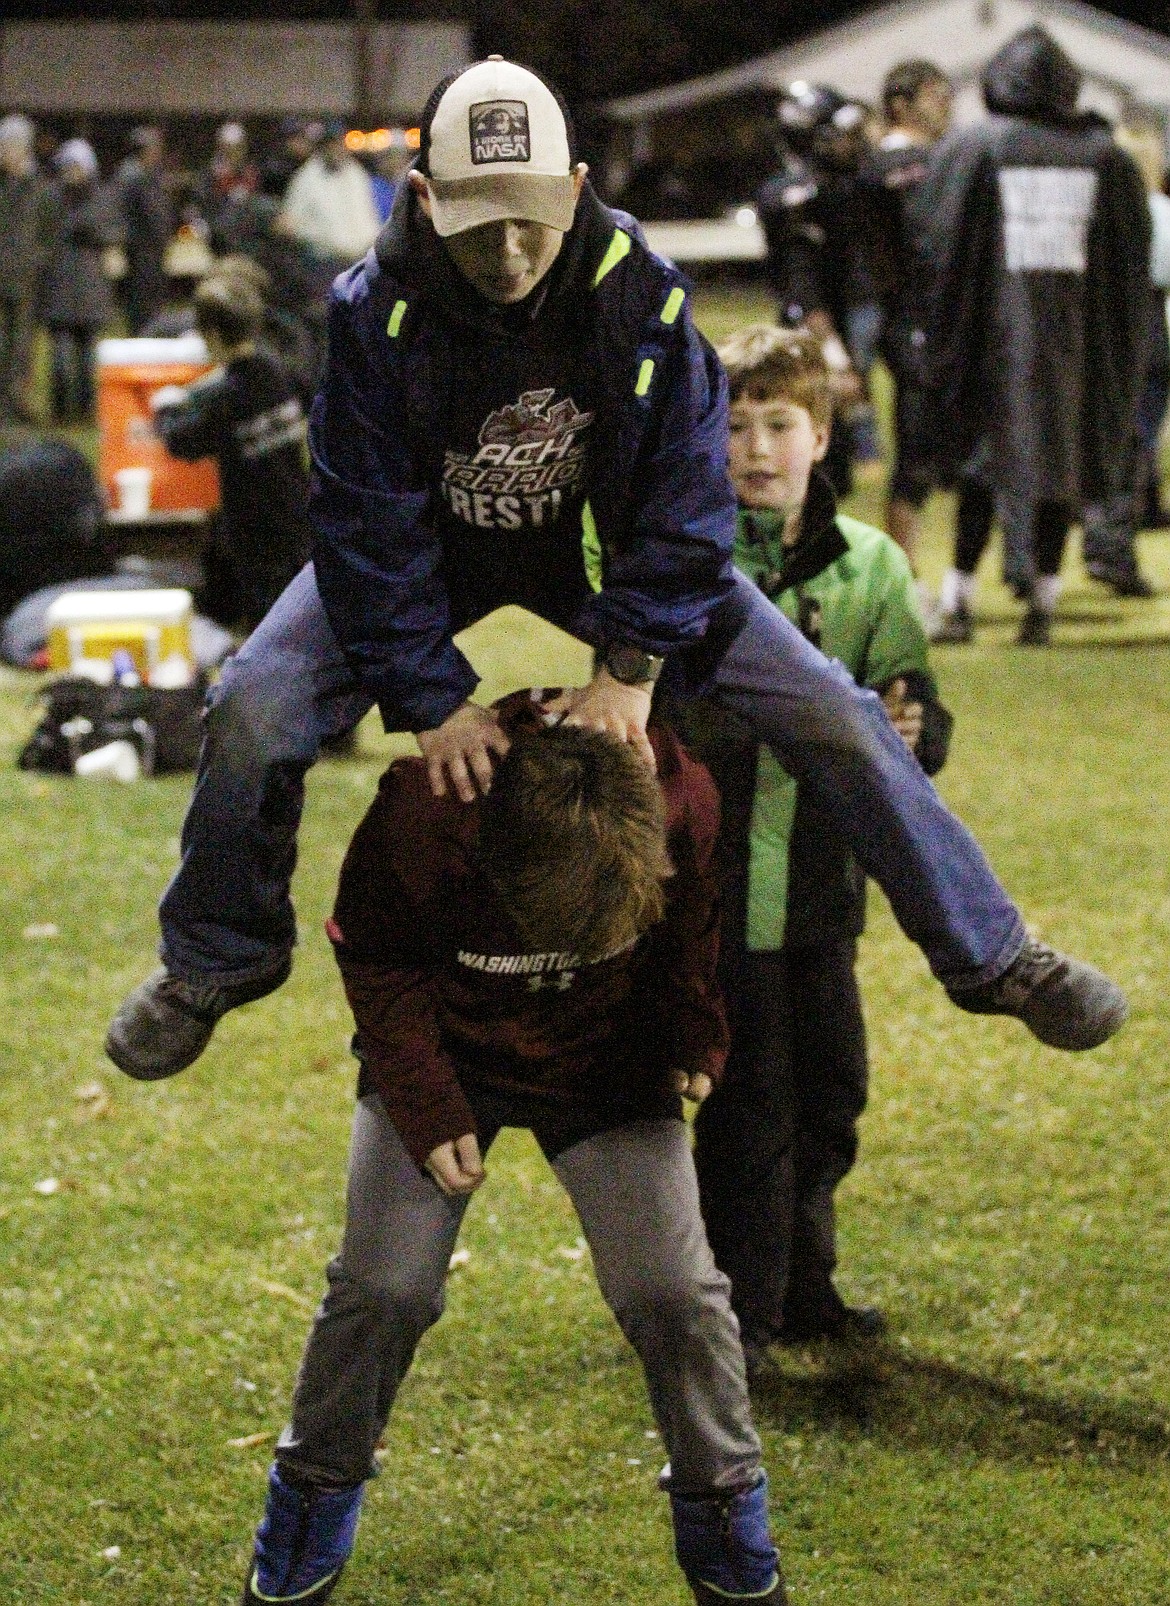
[982,26,1081,122]
[373,173,624,333]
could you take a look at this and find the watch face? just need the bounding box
[606,646,663,684]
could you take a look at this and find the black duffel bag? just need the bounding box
[17,674,207,775]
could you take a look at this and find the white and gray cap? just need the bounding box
[419,57,577,238]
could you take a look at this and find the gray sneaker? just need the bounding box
[105,960,291,1080]
[947,938,1127,1051]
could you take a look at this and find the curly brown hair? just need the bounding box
[478,725,672,963]
[717,323,833,429]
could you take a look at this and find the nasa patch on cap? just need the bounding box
[470,101,531,164]
[423,58,576,236]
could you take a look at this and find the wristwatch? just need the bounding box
[602,644,666,687]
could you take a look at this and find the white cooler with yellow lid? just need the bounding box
[45,589,196,686]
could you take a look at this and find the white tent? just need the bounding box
[605,0,1170,133]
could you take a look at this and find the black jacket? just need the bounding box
[911,27,1151,505]
[38,180,123,330]
[115,156,173,325]
[856,136,936,378]
[0,168,54,294]
[757,153,877,331]
[154,347,311,619]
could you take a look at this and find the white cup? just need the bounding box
[74,740,142,783]
[113,466,153,518]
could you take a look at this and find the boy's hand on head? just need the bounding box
[425,1134,485,1197]
[545,670,656,772]
[881,678,924,752]
[674,1070,713,1104]
[417,702,510,803]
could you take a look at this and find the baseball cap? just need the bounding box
[419,57,577,237]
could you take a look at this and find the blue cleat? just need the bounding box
[241,1464,364,1604]
[671,1474,788,1603]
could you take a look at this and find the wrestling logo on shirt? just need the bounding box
[470,101,531,164]
[441,387,595,531]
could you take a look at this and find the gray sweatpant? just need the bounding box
[275,1096,761,1496]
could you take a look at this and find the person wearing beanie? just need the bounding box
[0,112,52,422]
[39,138,123,422]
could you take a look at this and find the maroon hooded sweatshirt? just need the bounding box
[328,690,727,1167]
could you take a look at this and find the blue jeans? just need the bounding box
[159,564,1024,988]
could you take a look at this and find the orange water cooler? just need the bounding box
[96,335,221,513]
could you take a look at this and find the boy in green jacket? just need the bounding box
[675,324,952,1363]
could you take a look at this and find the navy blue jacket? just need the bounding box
[308,182,737,731]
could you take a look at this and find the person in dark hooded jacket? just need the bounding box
[915,26,1151,645]
[115,126,174,335]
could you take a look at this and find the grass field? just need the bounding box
[3,287,1170,1603]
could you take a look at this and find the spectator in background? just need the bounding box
[917,27,1150,645]
[261,116,321,199]
[757,83,878,494]
[280,117,381,273]
[1114,124,1170,537]
[856,60,954,574]
[1076,122,1168,596]
[0,113,51,424]
[0,438,107,620]
[116,125,174,335]
[40,138,123,424]
[197,121,260,255]
[215,253,324,406]
[150,272,311,631]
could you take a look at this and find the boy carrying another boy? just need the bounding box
[675,326,952,1364]
[238,694,787,1604]
[151,272,311,631]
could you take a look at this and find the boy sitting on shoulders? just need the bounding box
[673,325,952,1364]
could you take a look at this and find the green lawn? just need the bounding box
[2,288,1170,1602]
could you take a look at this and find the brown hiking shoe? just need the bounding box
[105,960,291,1080]
[948,938,1127,1051]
